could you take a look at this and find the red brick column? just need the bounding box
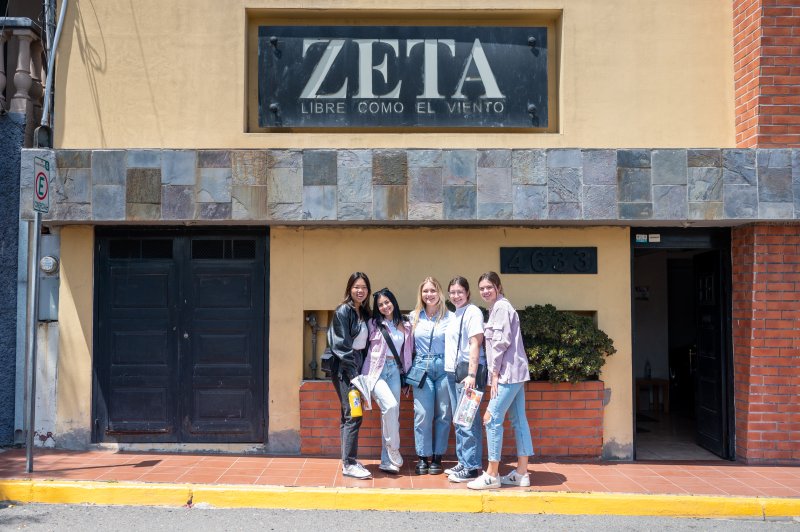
[732,224,800,463]
[299,380,603,460]
[733,0,800,147]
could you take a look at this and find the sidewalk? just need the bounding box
[1,449,799,518]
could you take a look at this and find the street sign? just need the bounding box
[33,157,50,213]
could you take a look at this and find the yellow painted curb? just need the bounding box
[482,491,771,518]
[2,480,799,519]
[193,485,483,512]
[0,480,192,507]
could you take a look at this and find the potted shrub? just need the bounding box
[518,304,616,383]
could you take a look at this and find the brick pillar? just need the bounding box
[733,1,800,148]
[731,224,800,463]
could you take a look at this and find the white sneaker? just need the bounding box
[387,447,404,468]
[379,463,400,474]
[342,462,372,479]
[444,462,464,476]
[500,470,531,487]
[467,471,500,490]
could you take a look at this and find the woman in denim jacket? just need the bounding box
[468,271,534,490]
[362,288,413,474]
[408,276,453,475]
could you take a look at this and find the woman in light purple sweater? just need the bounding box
[468,271,534,490]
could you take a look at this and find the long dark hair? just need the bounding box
[372,288,403,327]
[341,271,371,319]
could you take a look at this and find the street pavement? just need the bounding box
[2,503,800,531]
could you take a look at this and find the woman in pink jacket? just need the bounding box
[468,272,534,490]
[362,288,413,474]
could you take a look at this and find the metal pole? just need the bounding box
[40,0,70,129]
[43,0,55,53]
[25,212,42,473]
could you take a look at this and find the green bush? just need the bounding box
[518,304,616,383]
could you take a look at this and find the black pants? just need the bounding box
[331,370,362,466]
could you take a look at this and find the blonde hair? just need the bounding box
[412,276,447,330]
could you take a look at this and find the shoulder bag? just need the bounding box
[320,347,335,377]
[404,324,434,388]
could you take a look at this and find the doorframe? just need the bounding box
[91,227,270,445]
[629,227,735,460]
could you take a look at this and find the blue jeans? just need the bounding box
[412,355,451,457]
[371,358,401,467]
[485,382,534,462]
[455,380,484,470]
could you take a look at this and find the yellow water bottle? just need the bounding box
[348,387,363,417]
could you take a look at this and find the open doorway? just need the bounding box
[631,228,734,461]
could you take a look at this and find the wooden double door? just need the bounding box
[93,230,267,443]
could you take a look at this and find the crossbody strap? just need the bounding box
[425,325,435,371]
[412,313,436,372]
[379,323,405,374]
[456,305,468,360]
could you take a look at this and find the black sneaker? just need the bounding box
[415,457,429,475]
[444,462,464,476]
[448,468,480,483]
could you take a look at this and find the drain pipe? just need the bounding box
[36,0,68,145]
[306,313,326,379]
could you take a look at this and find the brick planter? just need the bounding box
[299,380,604,459]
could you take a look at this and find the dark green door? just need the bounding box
[94,231,267,443]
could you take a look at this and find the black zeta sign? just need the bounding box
[259,26,548,128]
[500,247,598,274]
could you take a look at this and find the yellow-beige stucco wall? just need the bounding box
[56,225,632,455]
[55,1,734,149]
[55,226,94,448]
[270,226,633,457]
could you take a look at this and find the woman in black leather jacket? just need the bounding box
[327,272,372,479]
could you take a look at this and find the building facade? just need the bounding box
[15,1,800,463]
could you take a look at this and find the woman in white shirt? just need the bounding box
[444,276,486,483]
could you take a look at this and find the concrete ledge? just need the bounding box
[2,480,799,519]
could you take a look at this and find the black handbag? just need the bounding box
[454,305,488,388]
[455,360,488,389]
[404,365,427,388]
[320,347,335,377]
